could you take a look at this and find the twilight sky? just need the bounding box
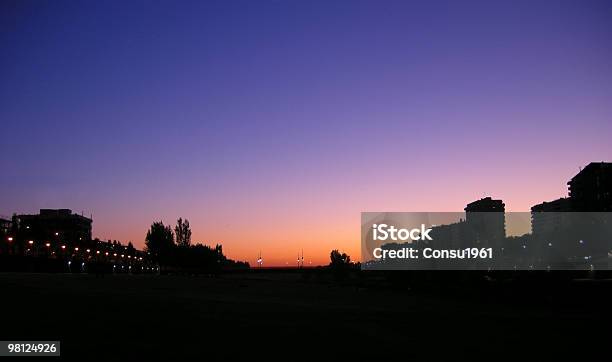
[1,0,611,266]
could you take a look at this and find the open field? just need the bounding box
[0,272,609,360]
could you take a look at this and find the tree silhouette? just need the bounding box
[145,222,174,265]
[174,218,192,248]
[329,249,351,267]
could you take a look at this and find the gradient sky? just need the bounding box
[1,0,611,266]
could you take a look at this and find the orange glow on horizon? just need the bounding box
[90,192,559,267]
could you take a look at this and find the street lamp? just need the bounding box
[7,237,13,242]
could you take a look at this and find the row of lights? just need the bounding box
[67,261,158,270]
[7,237,144,261]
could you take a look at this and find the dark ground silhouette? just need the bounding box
[0,271,609,360]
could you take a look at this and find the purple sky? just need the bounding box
[1,0,611,265]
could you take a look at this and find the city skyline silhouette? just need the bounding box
[3,162,610,268]
[2,0,611,266]
[1,1,611,360]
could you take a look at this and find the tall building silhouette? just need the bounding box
[528,162,612,268]
[464,197,506,243]
[531,162,612,235]
[427,197,505,251]
[530,197,571,235]
[568,162,612,211]
[18,209,92,245]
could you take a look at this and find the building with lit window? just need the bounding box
[18,209,92,246]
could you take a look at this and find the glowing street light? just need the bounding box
[55,232,59,236]
[28,240,34,245]
[61,245,66,249]
[75,247,79,251]
[7,237,13,242]
[45,243,51,247]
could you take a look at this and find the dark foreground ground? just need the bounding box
[0,272,610,360]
